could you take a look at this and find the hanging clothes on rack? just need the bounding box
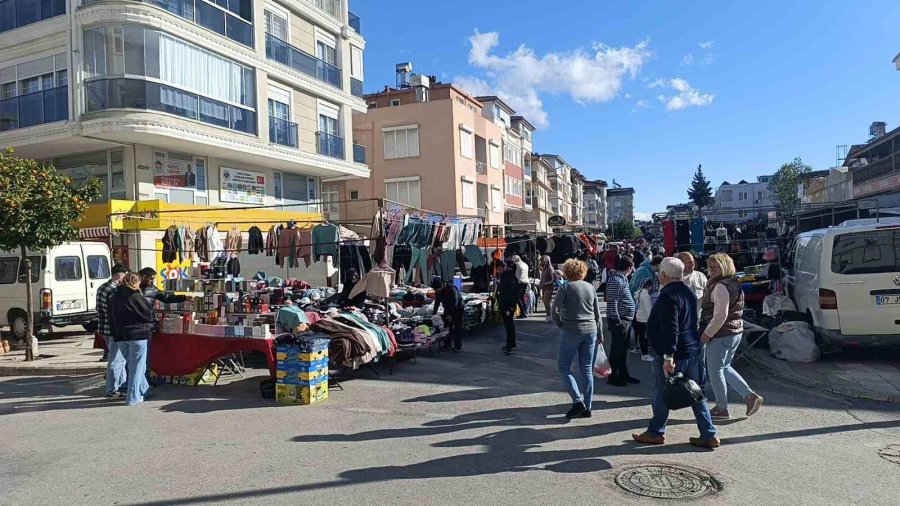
[182,226,196,263]
[265,225,282,258]
[312,223,340,260]
[348,265,395,300]
[162,225,178,263]
[247,226,264,254]
[224,226,242,256]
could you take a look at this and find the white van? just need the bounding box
[0,242,112,340]
[786,219,900,349]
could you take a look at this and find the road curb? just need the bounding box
[0,363,106,377]
[743,353,900,404]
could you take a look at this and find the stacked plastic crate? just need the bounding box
[275,334,330,405]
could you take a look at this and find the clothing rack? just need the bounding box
[107,197,383,218]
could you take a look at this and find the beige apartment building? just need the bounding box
[330,81,505,227]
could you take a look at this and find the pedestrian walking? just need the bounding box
[498,261,521,354]
[97,263,129,398]
[110,273,155,406]
[552,259,603,419]
[632,257,720,448]
[432,278,464,352]
[635,278,653,362]
[606,257,639,386]
[511,255,530,318]
[539,255,555,322]
[701,253,764,419]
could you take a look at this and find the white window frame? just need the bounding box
[350,45,363,80]
[315,28,338,65]
[390,99,400,107]
[384,176,421,209]
[264,4,290,40]
[382,125,420,159]
[491,186,502,212]
[488,141,500,169]
[273,170,284,204]
[459,125,473,159]
[461,178,475,209]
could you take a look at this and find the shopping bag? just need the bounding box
[593,346,611,378]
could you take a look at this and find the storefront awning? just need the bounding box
[78,227,110,239]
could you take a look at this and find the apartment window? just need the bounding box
[350,46,363,80]
[315,30,338,66]
[738,191,748,201]
[322,185,339,219]
[273,170,283,201]
[264,7,288,40]
[383,125,419,159]
[504,142,521,166]
[489,143,500,169]
[491,187,502,212]
[720,190,733,202]
[461,180,474,208]
[504,175,523,198]
[350,190,359,200]
[390,99,400,107]
[459,126,473,158]
[46,149,127,203]
[385,177,421,209]
[0,0,66,34]
[738,210,749,218]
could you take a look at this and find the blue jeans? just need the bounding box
[648,353,717,440]
[119,340,150,406]
[104,335,127,395]
[705,333,754,411]
[557,329,598,409]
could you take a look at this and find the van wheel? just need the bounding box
[7,310,28,341]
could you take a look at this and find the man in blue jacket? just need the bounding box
[632,257,719,449]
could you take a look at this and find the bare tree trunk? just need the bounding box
[20,245,34,361]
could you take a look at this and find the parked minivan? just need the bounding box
[786,219,900,350]
[0,243,112,340]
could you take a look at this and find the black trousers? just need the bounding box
[633,320,648,355]
[502,307,516,349]
[609,320,633,382]
[442,310,464,350]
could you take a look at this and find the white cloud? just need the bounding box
[456,30,652,128]
[624,93,632,99]
[698,40,715,50]
[635,99,649,108]
[651,78,714,111]
[681,53,695,66]
[682,41,714,67]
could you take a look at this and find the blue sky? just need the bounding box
[352,0,900,218]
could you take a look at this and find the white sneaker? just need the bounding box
[641,354,653,362]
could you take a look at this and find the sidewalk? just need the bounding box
[0,334,106,376]
[741,347,900,404]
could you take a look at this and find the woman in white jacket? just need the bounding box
[634,279,653,362]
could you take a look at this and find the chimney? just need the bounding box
[869,121,887,141]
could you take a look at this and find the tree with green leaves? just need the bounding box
[687,163,714,210]
[769,156,813,216]
[0,149,101,360]
[610,219,643,241]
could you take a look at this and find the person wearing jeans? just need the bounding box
[700,253,763,419]
[552,259,603,419]
[111,273,155,406]
[605,257,638,386]
[633,256,720,449]
[97,264,129,397]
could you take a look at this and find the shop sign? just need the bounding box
[548,215,567,227]
[220,167,266,205]
[153,154,201,188]
[155,240,191,290]
[112,246,129,268]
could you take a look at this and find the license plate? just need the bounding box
[874,295,900,305]
[56,301,83,311]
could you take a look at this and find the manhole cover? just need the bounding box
[615,464,721,500]
[879,444,900,465]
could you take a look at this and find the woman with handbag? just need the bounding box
[701,253,764,419]
[551,259,603,419]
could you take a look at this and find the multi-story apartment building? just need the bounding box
[1,0,368,276]
[607,187,635,224]
[536,154,573,225]
[583,179,608,232]
[475,97,529,223]
[335,79,505,227]
[712,176,773,223]
[570,169,585,227]
[843,122,900,208]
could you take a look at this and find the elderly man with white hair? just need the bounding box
[632,256,720,449]
[677,251,707,299]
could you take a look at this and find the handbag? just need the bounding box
[663,372,704,410]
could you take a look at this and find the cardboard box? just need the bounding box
[275,364,328,384]
[150,364,219,386]
[275,381,328,405]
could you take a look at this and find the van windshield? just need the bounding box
[831,229,900,275]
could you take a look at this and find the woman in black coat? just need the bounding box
[111,272,156,406]
[498,261,522,354]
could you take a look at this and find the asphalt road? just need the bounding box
[1,317,899,505]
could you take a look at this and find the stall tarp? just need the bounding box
[151,333,276,377]
[768,321,820,363]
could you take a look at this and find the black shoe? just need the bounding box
[516,315,527,319]
[502,346,512,355]
[626,376,641,385]
[607,377,627,387]
[576,410,592,418]
[565,401,587,419]
[452,348,462,353]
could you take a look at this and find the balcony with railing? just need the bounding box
[85,78,257,134]
[353,143,366,164]
[351,78,364,98]
[476,161,487,175]
[348,11,361,33]
[83,0,253,47]
[265,33,342,89]
[314,0,342,21]
[317,131,345,159]
[0,86,68,132]
[853,154,899,185]
[269,116,298,148]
